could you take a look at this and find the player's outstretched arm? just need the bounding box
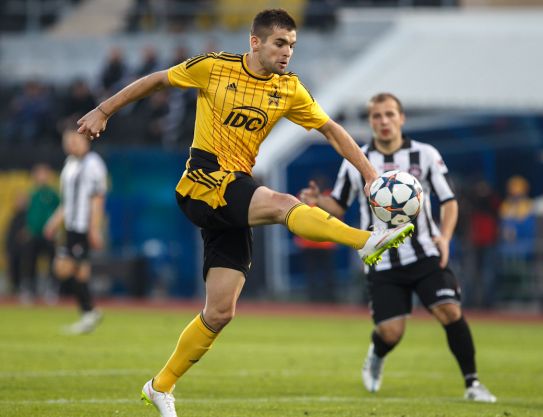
[318,119,378,195]
[77,70,171,140]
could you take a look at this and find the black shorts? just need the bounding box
[176,148,260,279]
[57,231,90,262]
[366,256,461,324]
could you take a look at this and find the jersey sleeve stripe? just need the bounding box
[186,55,211,69]
[219,52,243,60]
[215,56,243,63]
[298,80,315,102]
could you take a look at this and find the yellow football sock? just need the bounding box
[285,203,370,250]
[153,312,219,393]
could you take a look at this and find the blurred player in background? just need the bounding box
[76,9,414,417]
[44,128,107,334]
[300,93,496,402]
[4,194,28,296]
[22,163,59,303]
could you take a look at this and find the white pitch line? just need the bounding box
[0,368,358,379]
[0,396,456,406]
[0,368,450,379]
[0,396,534,406]
[0,369,152,378]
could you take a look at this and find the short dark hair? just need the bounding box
[367,93,404,115]
[251,9,296,40]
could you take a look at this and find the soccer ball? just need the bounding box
[369,170,423,225]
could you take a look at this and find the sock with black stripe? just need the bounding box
[285,203,370,249]
[153,313,219,393]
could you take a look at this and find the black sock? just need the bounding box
[372,330,396,358]
[73,280,94,312]
[444,316,478,387]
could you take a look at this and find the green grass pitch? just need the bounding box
[0,304,542,417]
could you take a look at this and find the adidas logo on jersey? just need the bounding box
[226,82,237,91]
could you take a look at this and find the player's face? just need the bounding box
[62,131,89,157]
[368,99,405,144]
[253,27,296,75]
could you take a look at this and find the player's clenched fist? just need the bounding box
[77,106,109,140]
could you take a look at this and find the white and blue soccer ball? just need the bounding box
[369,170,424,225]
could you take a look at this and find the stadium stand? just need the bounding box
[48,0,133,36]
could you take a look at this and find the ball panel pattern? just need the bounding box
[369,170,423,225]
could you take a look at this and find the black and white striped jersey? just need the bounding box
[331,137,456,271]
[60,151,107,233]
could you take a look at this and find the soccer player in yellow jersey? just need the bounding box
[77,9,414,417]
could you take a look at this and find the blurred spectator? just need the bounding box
[498,175,536,301]
[499,175,536,258]
[165,86,196,148]
[163,45,196,148]
[4,194,28,295]
[126,0,158,32]
[168,0,201,32]
[127,47,169,144]
[142,90,171,144]
[22,163,59,302]
[203,36,219,53]
[135,45,162,77]
[169,45,190,67]
[59,79,97,131]
[304,0,338,32]
[464,179,501,308]
[533,194,543,310]
[5,80,52,144]
[100,47,128,96]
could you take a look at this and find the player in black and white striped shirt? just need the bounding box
[45,128,107,334]
[331,136,454,271]
[301,93,495,402]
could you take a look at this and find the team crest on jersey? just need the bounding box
[408,165,422,179]
[268,88,282,106]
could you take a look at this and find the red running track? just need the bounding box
[1,296,541,323]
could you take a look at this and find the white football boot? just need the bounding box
[464,381,497,403]
[358,223,415,266]
[361,343,384,393]
[141,379,178,417]
[63,310,103,334]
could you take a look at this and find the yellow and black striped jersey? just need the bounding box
[167,52,330,174]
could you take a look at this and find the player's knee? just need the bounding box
[378,326,404,345]
[433,303,462,325]
[271,192,299,223]
[54,258,74,279]
[204,307,236,331]
[250,187,300,224]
